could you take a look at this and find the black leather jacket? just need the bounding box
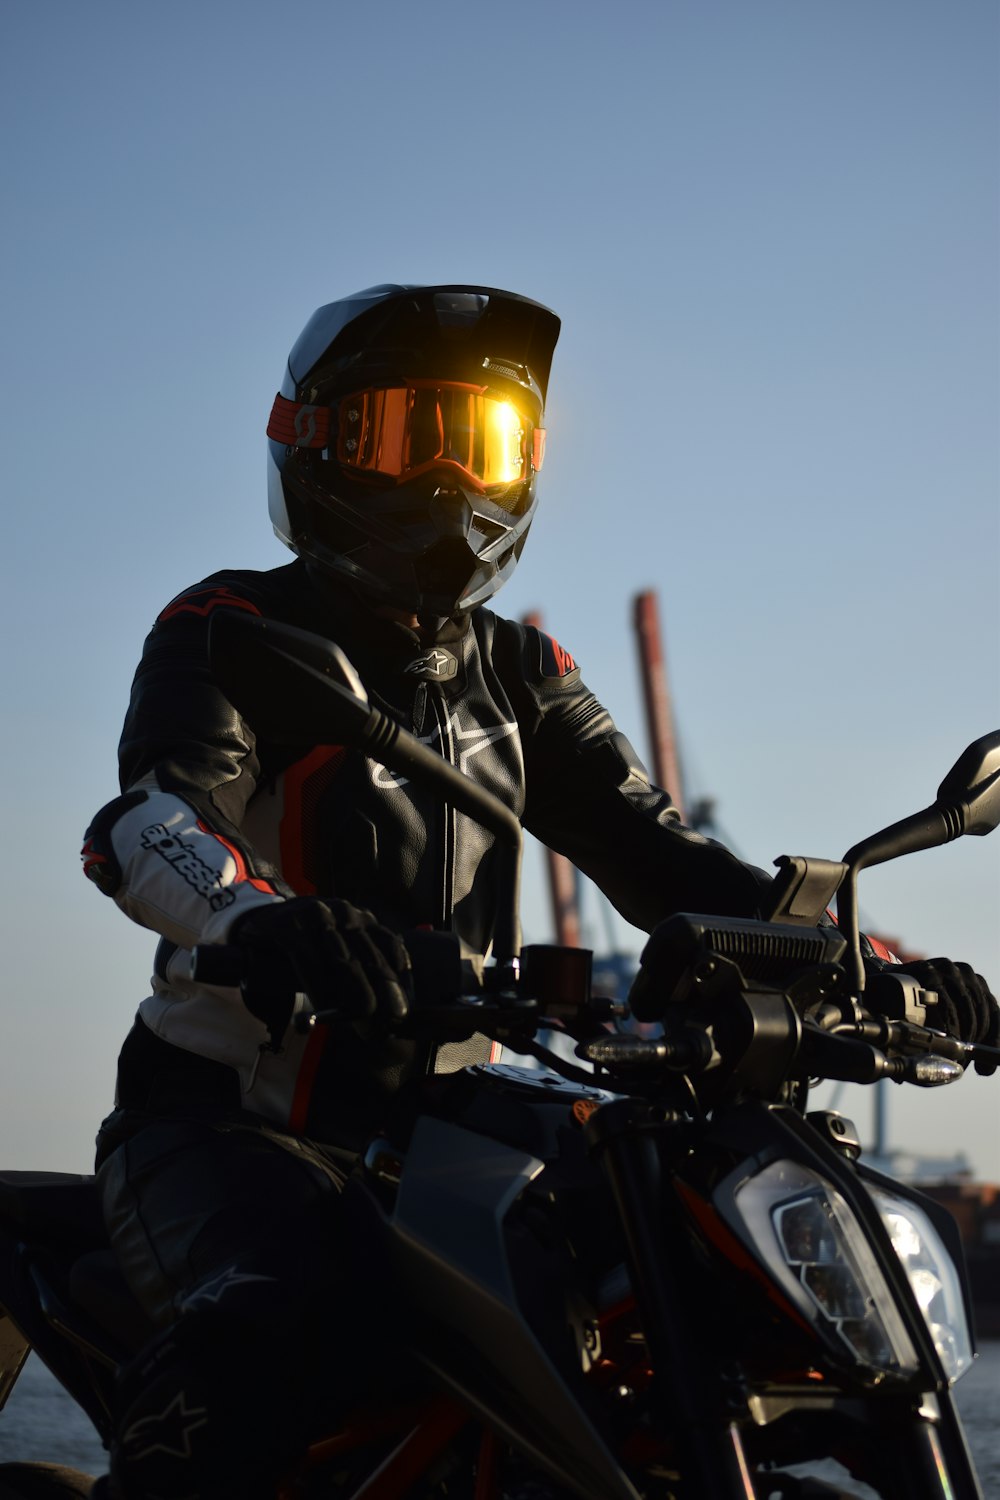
[84,560,768,1143]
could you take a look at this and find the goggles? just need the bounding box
[269,381,545,502]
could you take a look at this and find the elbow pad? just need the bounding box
[81,790,150,897]
[587,730,656,790]
[82,783,283,949]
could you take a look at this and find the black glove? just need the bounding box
[232,897,412,1044]
[893,957,999,1076]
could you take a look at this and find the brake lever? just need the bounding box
[850,1012,986,1067]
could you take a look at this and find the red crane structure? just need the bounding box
[632,589,688,824]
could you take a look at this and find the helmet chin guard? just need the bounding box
[267,285,560,616]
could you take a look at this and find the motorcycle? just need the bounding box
[0,610,997,1500]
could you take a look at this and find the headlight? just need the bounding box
[868,1185,973,1384]
[734,1160,920,1379]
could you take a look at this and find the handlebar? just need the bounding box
[190,930,995,1096]
[199,620,997,1098]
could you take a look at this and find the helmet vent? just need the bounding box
[482,357,528,384]
[471,516,508,548]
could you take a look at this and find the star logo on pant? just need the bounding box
[179,1265,278,1310]
[121,1390,209,1462]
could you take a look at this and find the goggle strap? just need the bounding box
[267,393,331,449]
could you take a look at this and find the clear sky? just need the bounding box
[2,0,998,1178]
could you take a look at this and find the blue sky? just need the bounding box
[2,0,998,1176]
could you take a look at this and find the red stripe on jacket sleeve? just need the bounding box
[196,821,278,897]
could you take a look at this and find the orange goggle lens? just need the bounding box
[338,382,543,494]
[266,386,544,498]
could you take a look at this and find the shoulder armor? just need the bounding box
[155,570,272,627]
[534,629,578,679]
[508,620,579,682]
[157,584,264,625]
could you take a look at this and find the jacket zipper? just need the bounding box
[427,684,456,929]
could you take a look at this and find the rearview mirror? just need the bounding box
[839,728,1000,989]
[936,730,1000,836]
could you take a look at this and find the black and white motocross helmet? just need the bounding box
[267,284,561,616]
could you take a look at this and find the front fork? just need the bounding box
[893,1392,984,1500]
[586,1100,757,1499]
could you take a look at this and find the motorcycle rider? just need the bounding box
[82,284,999,1500]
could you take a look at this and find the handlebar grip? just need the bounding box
[189,943,248,986]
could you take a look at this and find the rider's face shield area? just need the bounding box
[731,1160,922,1382]
[868,1185,974,1384]
[335,381,544,506]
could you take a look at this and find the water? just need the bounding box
[959,1343,1000,1498]
[1,1346,997,1488]
[0,1355,107,1472]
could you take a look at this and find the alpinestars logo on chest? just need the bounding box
[372,708,519,788]
[404,648,458,681]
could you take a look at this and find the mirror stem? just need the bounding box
[491,842,522,973]
[839,803,959,993]
[837,864,865,993]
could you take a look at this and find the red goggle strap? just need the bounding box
[532,428,546,471]
[267,393,332,449]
